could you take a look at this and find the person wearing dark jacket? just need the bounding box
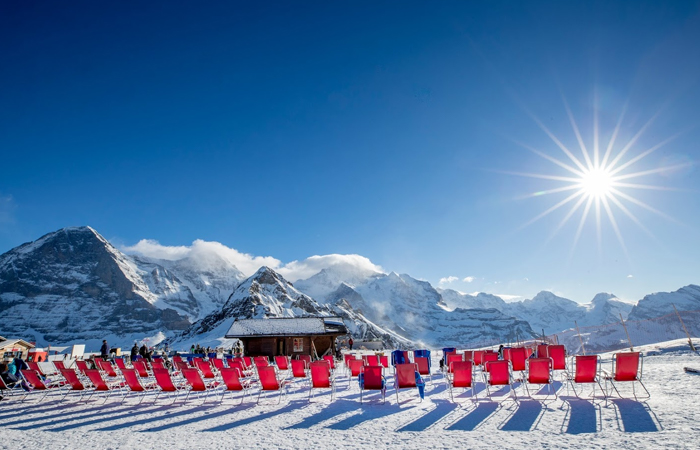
[100,340,109,360]
[130,343,139,362]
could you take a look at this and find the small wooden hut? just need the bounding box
[0,337,35,361]
[225,317,348,358]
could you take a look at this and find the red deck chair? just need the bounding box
[85,369,127,403]
[361,365,386,403]
[395,363,421,403]
[525,348,534,359]
[20,370,64,402]
[309,361,335,402]
[482,351,499,368]
[380,355,390,370]
[548,345,567,374]
[219,367,251,404]
[502,348,512,362]
[415,356,432,384]
[59,368,87,402]
[446,355,463,375]
[210,358,224,371]
[151,359,166,371]
[463,350,474,362]
[96,359,119,378]
[153,368,187,404]
[243,356,254,368]
[344,353,356,372]
[297,354,311,368]
[523,358,557,400]
[257,366,290,404]
[448,361,475,403]
[274,356,291,377]
[537,344,549,358]
[348,359,365,387]
[174,360,190,375]
[322,355,336,370]
[566,355,605,399]
[121,368,157,404]
[53,360,67,371]
[75,360,90,377]
[473,350,485,367]
[114,358,127,371]
[363,355,380,367]
[291,359,309,385]
[253,356,269,367]
[195,359,217,379]
[132,360,151,378]
[483,360,517,401]
[27,361,47,377]
[182,368,220,404]
[604,352,650,400]
[229,359,251,378]
[172,355,183,364]
[509,347,528,380]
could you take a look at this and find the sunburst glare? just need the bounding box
[510,89,692,259]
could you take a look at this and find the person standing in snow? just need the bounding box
[130,343,139,362]
[100,340,109,361]
[348,338,354,351]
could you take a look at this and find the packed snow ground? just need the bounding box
[2,339,699,449]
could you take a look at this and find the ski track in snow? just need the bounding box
[2,339,699,449]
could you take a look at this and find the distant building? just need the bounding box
[0,336,35,361]
[225,317,348,358]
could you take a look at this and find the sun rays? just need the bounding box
[510,89,692,259]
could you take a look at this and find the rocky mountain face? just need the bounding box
[629,285,700,320]
[0,227,191,345]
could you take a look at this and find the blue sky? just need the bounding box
[1,1,699,303]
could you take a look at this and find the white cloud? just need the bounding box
[277,254,383,282]
[627,274,634,278]
[463,276,475,283]
[122,239,383,281]
[439,276,459,285]
[122,239,282,276]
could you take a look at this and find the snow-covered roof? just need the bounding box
[0,339,35,349]
[225,317,347,338]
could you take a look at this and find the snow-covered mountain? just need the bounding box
[439,288,634,335]
[629,285,700,320]
[0,227,191,346]
[171,267,410,349]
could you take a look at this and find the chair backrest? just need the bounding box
[97,359,118,377]
[85,369,110,390]
[211,358,225,370]
[451,361,473,388]
[258,366,280,391]
[182,368,207,391]
[363,366,384,390]
[446,355,462,372]
[510,347,528,372]
[473,350,485,365]
[195,359,216,378]
[229,360,246,377]
[21,370,47,390]
[322,355,335,369]
[220,367,244,391]
[254,356,269,366]
[122,368,146,392]
[614,352,641,381]
[482,352,499,365]
[379,355,389,368]
[502,348,512,361]
[574,355,600,383]
[53,360,67,371]
[172,355,183,363]
[151,359,166,370]
[548,345,567,370]
[274,356,290,370]
[527,358,553,384]
[395,363,417,388]
[28,361,45,376]
[462,350,474,362]
[349,359,365,377]
[364,355,379,366]
[114,358,127,370]
[173,360,188,372]
[59,368,85,390]
[133,360,150,377]
[310,361,331,388]
[402,351,411,363]
[153,368,178,392]
[291,359,307,378]
[415,357,430,375]
[485,361,510,386]
[344,354,356,368]
[537,344,549,358]
[243,356,253,368]
[75,360,90,376]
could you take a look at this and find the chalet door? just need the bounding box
[278,339,285,356]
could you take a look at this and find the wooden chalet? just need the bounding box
[0,336,35,361]
[225,317,348,358]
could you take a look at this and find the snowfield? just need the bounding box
[2,339,699,450]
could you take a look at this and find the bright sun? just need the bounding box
[580,167,613,199]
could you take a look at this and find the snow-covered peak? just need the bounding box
[630,284,700,320]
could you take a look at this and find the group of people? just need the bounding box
[190,344,213,355]
[0,357,30,399]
